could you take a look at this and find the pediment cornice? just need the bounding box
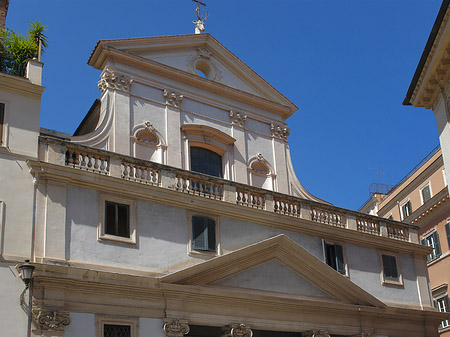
[88,34,297,118]
[160,235,386,308]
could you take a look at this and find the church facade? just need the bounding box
[0,33,447,337]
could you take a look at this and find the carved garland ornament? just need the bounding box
[222,324,253,337]
[163,89,184,108]
[270,123,290,141]
[98,69,133,94]
[163,318,190,337]
[32,308,70,332]
[229,110,247,127]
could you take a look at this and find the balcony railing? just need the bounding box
[40,137,419,244]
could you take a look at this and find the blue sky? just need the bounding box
[6,0,443,210]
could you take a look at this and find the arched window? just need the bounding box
[190,147,222,178]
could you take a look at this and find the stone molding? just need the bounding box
[270,122,290,141]
[32,308,70,332]
[163,318,190,337]
[301,330,330,337]
[222,324,253,337]
[98,69,133,94]
[229,110,247,127]
[163,89,184,108]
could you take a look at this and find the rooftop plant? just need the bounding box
[0,20,47,76]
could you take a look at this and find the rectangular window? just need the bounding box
[324,242,346,275]
[0,102,4,145]
[96,316,137,337]
[421,184,432,204]
[99,195,136,245]
[446,221,450,251]
[192,216,216,252]
[401,200,412,220]
[422,231,441,262]
[104,324,131,337]
[105,201,130,238]
[382,254,399,281]
[434,296,450,329]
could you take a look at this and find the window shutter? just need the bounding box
[335,244,345,274]
[444,296,450,312]
[433,232,442,258]
[446,222,450,250]
[207,217,216,252]
[0,103,4,145]
[422,238,431,263]
[192,216,207,250]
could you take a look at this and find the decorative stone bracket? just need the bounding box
[163,318,190,337]
[98,69,133,94]
[163,89,184,108]
[301,330,330,337]
[222,324,253,337]
[270,123,290,141]
[32,308,70,334]
[229,110,247,127]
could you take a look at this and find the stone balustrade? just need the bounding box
[40,137,420,244]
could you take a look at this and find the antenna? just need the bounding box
[369,167,383,185]
[192,0,208,34]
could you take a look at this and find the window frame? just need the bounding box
[322,240,348,276]
[99,194,137,245]
[95,315,139,337]
[188,211,221,257]
[432,285,450,331]
[420,183,432,205]
[379,251,403,286]
[422,230,442,263]
[400,200,412,220]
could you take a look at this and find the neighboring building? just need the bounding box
[403,0,450,335]
[359,146,450,336]
[0,0,8,28]
[0,33,447,337]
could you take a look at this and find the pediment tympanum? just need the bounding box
[88,34,297,116]
[160,235,386,308]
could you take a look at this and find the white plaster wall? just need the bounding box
[0,86,41,157]
[345,243,420,304]
[140,318,165,337]
[0,155,35,257]
[64,313,95,337]
[67,187,191,271]
[0,263,28,337]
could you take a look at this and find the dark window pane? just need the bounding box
[325,243,345,275]
[382,254,398,280]
[335,244,345,274]
[190,147,222,177]
[105,201,130,238]
[446,222,450,250]
[104,324,131,337]
[105,202,116,235]
[192,216,216,252]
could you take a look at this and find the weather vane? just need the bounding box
[192,0,208,34]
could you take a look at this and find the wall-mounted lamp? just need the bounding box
[18,260,35,337]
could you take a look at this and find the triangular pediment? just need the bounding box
[160,235,386,308]
[212,259,332,299]
[88,34,297,116]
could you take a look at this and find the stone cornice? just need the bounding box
[88,34,298,115]
[410,189,450,225]
[407,3,450,108]
[0,72,45,97]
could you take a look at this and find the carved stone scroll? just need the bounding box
[163,89,184,108]
[222,324,253,337]
[32,308,70,333]
[163,318,190,337]
[98,69,133,94]
[229,110,247,127]
[270,122,290,141]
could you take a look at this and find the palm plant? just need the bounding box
[0,21,47,76]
